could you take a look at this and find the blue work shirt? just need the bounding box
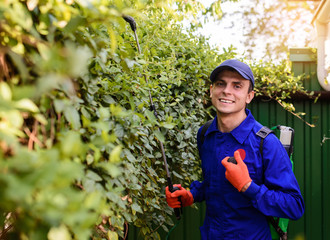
[190,109,304,240]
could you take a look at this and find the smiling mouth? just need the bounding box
[219,99,235,103]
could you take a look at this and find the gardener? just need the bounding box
[166,59,304,239]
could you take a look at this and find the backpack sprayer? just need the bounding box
[264,125,295,240]
[123,15,182,220]
[277,126,294,158]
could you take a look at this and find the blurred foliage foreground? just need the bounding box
[0,1,313,239]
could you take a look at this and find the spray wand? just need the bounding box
[123,15,182,220]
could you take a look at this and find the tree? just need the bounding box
[198,0,318,61]
[241,0,318,60]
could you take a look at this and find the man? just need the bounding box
[166,59,304,239]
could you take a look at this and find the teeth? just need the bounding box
[220,99,234,103]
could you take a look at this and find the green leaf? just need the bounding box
[34,113,48,125]
[110,104,123,116]
[161,122,176,129]
[60,131,84,157]
[5,110,24,129]
[48,225,72,240]
[123,149,136,162]
[154,130,165,143]
[64,106,81,130]
[86,170,102,182]
[0,82,12,101]
[63,15,86,34]
[110,145,122,163]
[145,110,157,124]
[131,203,143,215]
[107,231,118,240]
[14,99,39,113]
[8,51,29,81]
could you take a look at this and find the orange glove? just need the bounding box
[221,150,252,192]
[165,184,194,208]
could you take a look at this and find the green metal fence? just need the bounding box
[128,49,330,239]
[249,95,330,240]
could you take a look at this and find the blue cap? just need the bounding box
[210,59,255,87]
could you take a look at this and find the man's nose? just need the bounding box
[222,84,231,94]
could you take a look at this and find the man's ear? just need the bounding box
[246,90,255,104]
[210,84,213,98]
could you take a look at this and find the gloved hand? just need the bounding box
[221,150,252,192]
[165,184,194,208]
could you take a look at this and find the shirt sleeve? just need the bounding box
[190,126,206,202]
[243,134,305,220]
[190,180,206,202]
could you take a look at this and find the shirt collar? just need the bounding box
[204,109,255,144]
[231,109,255,144]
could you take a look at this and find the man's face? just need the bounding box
[210,70,254,116]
